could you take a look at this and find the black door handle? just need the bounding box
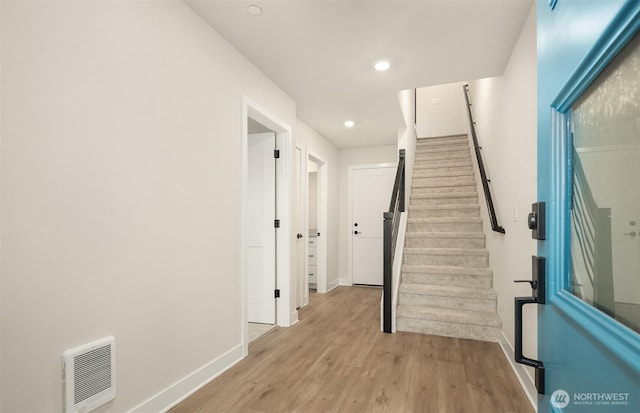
[514,296,544,394]
[296,233,303,239]
[515,296,542,368]
[513,256,546,395]
[354,231,359,235]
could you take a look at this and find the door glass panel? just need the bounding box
[570,30,640,333]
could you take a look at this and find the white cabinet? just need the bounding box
[308,230,318,288]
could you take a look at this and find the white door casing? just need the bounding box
[295,145,308,308]
[247,132,276,324]
[309,153,328,293]
[350,165,396,285]
[242,97,294,358]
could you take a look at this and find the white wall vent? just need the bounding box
[62,336,116,413]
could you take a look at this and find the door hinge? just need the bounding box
[274,219,280,228]
[274,289,280,298]
[274,149,280,159]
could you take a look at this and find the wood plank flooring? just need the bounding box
[171,286,534,413]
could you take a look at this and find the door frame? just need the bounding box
[538,2,640,409]
[294,144,307,308]
[241,96,293,357]
[347,163,396,286]
[544,1,640,371]
[293,148,330,304]
[308,152,329,293]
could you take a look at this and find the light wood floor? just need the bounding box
[171,287,534,413]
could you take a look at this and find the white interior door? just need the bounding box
[247,132,276,323]
[351,166,396,285]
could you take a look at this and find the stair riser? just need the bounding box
[417,138,468,146]
[409,208,479,218]
[415,153,470,162]
[412,185,477,194]
[412,178,475,188]
[413,164,474,174]
[396,318,500,342]
[408,221,482,232]
[399,293,496,312]
[404,253,488,267]
[416,142,469,151]
[411,196,478,205]
[405,237,485,248]
[402,272,492,288]
[414,158,472,167]
[415,149,470,158]
[414,168,473,177]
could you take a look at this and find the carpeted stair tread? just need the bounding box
[397,305,502,328]
[411,192,478,200]
[413,170,474,179]
[409,204,480,211]
[400,283,497,299]
[401,265,493,288]
[404,247,489,256]
[408,217,482,224]
[402,264,492,276]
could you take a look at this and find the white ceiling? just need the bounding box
[187,0,532,148]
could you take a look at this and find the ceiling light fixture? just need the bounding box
[247,5,263,16]
[374,60,390,71]
[344,120,355,128]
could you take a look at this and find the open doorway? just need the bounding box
[307,159,319,292]
[294,150,329,310]
[246,119,277,343]
[308,153,328,294]
[242,98,292,356]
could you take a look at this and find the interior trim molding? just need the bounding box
[127,344,244,413]
[327,279,340,292]
[498,332,538,412]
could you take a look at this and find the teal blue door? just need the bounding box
[538,1,640,412]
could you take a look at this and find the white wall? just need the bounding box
[466,4,538,388]
[338,145,398,285]
[1,2,297,412]
[293,120,340,289]
[397,89,418,208]
[416,82,466,138]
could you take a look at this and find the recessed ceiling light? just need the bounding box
[344,120,355,128]
[374,60,390,71]
[247,5,262,16]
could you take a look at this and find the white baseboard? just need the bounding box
[127,343,244,413]
[327,279,340,292]
[339,278,351,286]
[289,310,299,326]
[497,332,537,412]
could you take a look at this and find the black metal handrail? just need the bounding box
[383,149,405,333]
[463,84,505,234]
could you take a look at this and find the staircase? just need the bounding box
[396,134,502,342]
